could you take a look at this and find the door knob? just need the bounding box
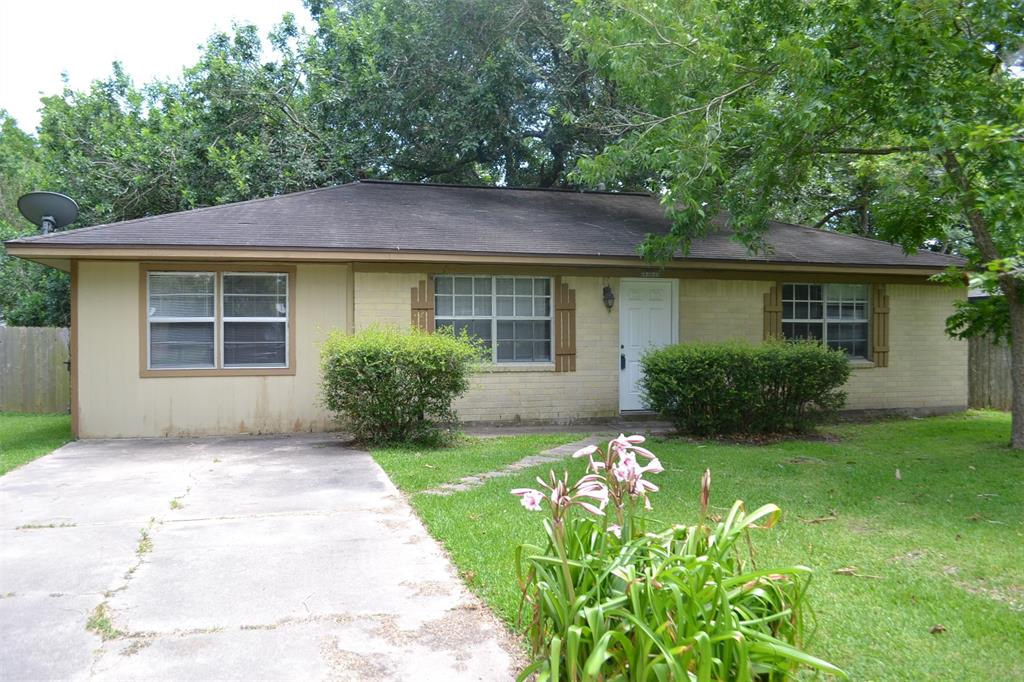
[620,354,626,370]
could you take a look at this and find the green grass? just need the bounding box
[373,412,1024,681]
[0,412,72,475]
[372,433,585,491]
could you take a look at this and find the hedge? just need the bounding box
[320,326,484,443]
[641,341,851,435]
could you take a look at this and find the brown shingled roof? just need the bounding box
[5,180,963,269]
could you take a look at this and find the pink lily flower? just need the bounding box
[611,460,635,483]
[525,471,610,519]
[572,444,598,458]
[630,445,657,460]
[511,488,545,511]
[631,478,659,496]
[638,458,664,475]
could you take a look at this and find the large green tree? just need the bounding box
[570,0,1024,447]
[2,0,616,325]
[303,0,613,185]
[0,111,69,326]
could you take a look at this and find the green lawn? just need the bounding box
[373,412,1024,681]
[0,412,73,475]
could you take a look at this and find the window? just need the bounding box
[146,270,290,371]
[782,283,869,358]
[434,275,552,363]
[147,272,216,369]
[222,273,288,368]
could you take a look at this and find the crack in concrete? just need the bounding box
[86,454,211,679]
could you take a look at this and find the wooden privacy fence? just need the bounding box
[968,335,1012,411]
[0,327,71,414]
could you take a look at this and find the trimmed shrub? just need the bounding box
[320,326,484,443]
[641,340,851,435]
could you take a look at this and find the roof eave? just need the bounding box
[3,241,959,277]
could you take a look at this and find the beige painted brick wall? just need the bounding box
[353,271,423,330]
[680,279,771,343]
[350,273,966,422]
[351,272,621,422]
[677,278,966,411]
[79,265,964,436]
[843,284,967,410]
[454,276,620,422]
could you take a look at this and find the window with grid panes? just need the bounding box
[434,275,552,363]
[781,283,869,358]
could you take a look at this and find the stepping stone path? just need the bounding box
[422,436,608,496]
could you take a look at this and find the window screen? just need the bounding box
[222,273,288,368]
[146,270,289,370]
[147,272,216,369]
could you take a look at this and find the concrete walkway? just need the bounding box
[0,436,519,681]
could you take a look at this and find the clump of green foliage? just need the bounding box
[320,326,484,443]
[514,438,845,681]
[641,341,851,435]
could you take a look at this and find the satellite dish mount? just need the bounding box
[17,192,79,235]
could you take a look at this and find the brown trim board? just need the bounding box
[5,244,951,280]
[70,260,79,437]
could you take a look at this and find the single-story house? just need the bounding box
[5,180,967,438]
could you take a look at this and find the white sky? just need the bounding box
[0,0,314,133]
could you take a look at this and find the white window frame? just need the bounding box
[434,275,554,364]
[781,282,871,359]
[146,271,217,370]
[146,270,290,371]
[221,271,290,369]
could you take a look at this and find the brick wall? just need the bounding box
[353,271,423,330]
[680,279,770,343]
[352,272,621,422]
[843,283,966,410]
[350,271,967,423]
[454,276,620,423]
[678,278,966,412]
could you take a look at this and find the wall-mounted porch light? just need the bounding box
[602,285,615,310]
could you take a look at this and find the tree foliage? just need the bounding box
[569,0,1024,447]
[0,111,69,326]
[1,0,615,323]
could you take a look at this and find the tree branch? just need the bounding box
[817,146,929,156]
[812,204,860,230]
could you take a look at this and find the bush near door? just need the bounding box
[320,326,484,443]
[641,341,850,435]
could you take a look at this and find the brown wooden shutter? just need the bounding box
[554,277,576,372]
[411,278,435,332]
[871,283,890,367]
[763,283,783,340]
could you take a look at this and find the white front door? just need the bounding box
[618,279,676,411]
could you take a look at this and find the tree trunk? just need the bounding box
[942,150,1023,448]
[1003,277,1024,449]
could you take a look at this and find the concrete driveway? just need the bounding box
[0,435,519,681]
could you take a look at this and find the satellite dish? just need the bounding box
[17,192,79,235]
